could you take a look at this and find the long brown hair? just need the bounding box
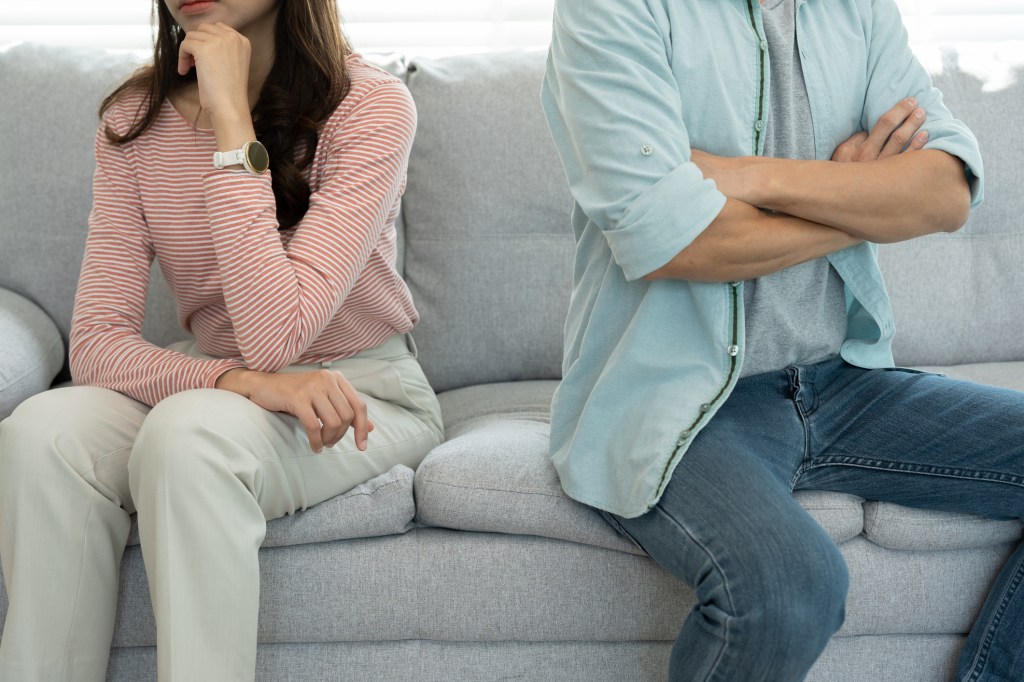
[99,0,351,229]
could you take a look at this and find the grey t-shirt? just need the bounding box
[739,0,848,378]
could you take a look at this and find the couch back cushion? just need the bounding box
[0,45,165,345]
[878,54,1024,366]
[402,51,574,392]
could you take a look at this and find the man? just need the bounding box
[541,0,1023,680]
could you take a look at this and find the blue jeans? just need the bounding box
[603,356,1024,682]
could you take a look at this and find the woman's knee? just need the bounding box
[0,386,143,479]
[128,389,259,490]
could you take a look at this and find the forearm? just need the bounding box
[747,150,971,243]
[644,199,861,282]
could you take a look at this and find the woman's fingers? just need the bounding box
[312,393,350,451]
[294,404,325,454]
[335,375,371,451]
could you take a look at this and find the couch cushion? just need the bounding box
[914,360,1024,392]
[0,45,149,343]
[417,382,865,550]
[863,501,1023,551]
[52,528,1012,648]
[125,465,416,548]
[0,289,65,420]
[401,51,575,393]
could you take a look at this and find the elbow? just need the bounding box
[929,181,972,235]
[943,187,972,234]
[933,154,973,234]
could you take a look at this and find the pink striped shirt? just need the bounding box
[70,55,419,407]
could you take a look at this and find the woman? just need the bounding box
[0,0,442,679]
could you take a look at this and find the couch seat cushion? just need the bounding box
[863,501,1023,551]
[126,465,416,548]
[417,382,865,550]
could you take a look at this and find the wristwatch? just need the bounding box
[212,140,270,175]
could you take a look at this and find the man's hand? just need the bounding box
[692,97,931,205]
[832,97,929,162]
[216,368,374,454]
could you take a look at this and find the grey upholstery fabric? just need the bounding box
[879,63,1024,367]
[105,636,964,682]
[107,641,676,682]
[2,527,1009,652]
[402,52,575,392]
[0,288,64,419]
[124,465,417,549]
[792,491,865,543]
[415,416,644,555]
[914,361,1024,392]
[864,501,1024,551]
[438,380,557,435]
[0,45,145,344]
[808,634,962,682]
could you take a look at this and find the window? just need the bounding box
[1,1,1021,59]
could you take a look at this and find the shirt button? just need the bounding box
[700,403,711,413]
[730,281,741,287]
[728,345,740,357]
[641,143,654,156]
[760,40,768,51]
[754,120,764,132]
[680,430,691,441]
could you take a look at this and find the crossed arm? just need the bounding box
[645,97,973,282]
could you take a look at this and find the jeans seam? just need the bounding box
[962,555,1024,682]
[801,456,1024,488]
[651,504,736,682]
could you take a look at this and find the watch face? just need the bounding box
[246,141,270,174]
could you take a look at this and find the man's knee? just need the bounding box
[745,532,848,658]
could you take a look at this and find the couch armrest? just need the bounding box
[0,288,65,420]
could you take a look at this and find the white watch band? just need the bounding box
[212,148,247,170]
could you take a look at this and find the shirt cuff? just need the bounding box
[602,162,728,281]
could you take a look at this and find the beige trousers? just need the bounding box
[0,334,442,682]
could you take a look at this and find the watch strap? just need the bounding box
[212,148,247,170]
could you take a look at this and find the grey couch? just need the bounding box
[0,42,1022,682]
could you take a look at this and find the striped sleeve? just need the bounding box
[69,120,245,406]
[202,78,417,371]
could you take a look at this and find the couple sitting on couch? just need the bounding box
[0,0,1019,681]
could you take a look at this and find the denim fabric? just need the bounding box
[606,356,1024,682]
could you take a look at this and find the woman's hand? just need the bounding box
[833,97,929,162]
[177,22,252,125]
[216,368,375,453]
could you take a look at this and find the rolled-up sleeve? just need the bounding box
[541,0,727,281]
[863,0,984,208]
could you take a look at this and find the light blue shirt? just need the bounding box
[541,0,984,518]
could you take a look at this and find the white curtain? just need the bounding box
[0,1,1021,56]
